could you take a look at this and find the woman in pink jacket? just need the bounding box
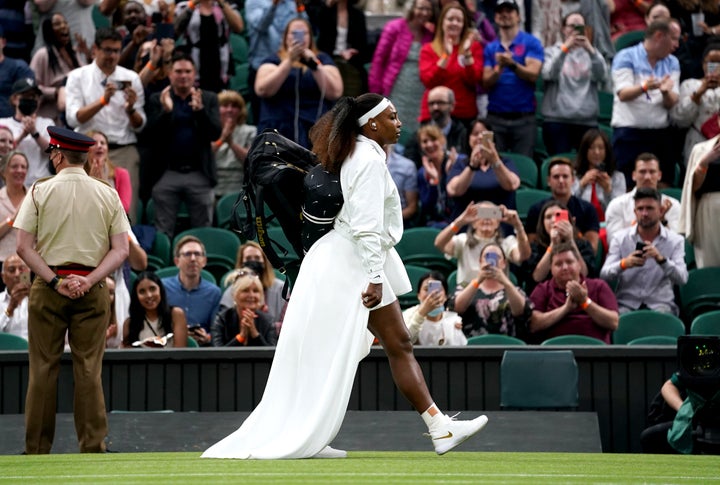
[368,0,436,136]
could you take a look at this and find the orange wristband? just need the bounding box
[620,258,627,270]
[634,0,643,7]
[146,61,157,71]
[470,279,480,289]
[5,217,13,227]
[440,53,449,61]
[187,0,195,9]
[560,44,570,54]
[100,95,109,106]
[236,334,245,344]
[546,245,552,254]
[580,298,592,310]
[450,223,460,233]
[698,165,708,173]
[214,139,223,148]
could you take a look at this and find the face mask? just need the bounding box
[426,306,444,318]
[243,260,265,276]
[18,98,38,116]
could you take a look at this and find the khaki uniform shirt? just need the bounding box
[14,167,130,267]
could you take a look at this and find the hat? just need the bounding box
[496,0,520,11]
[45,126,96,153]
[11,78,41,96]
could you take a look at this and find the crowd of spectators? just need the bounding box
[0,0,719,349]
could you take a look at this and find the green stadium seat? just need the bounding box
[515,188,551,222]
[626,335,678,345]
[613,310,685,344]
[500,151,538,188]
[215,191,242,229]
[0,333,29,350]
[395,227,455,275]
[398,264,433,309]
[679,268,720,323]
[614,30,645,52]
[466,334,526,346]
[500,350,578,409]
[147,232,172,272]
[541,334,607,345]
[186,336,200,347]
[155,266,217,286]
[598,91,613,125]
[690,311,720,335]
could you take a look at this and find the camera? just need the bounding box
[635,242,647,253]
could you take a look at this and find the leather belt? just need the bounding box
[51,264,96,276]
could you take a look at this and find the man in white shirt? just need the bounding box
[0,254,30,340]
[605,153,680,243]
[65,27,145,222]
[0,78,53,185]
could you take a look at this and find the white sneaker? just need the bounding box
[427,413,489,455]
[312,446,347,459]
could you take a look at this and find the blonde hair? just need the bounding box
[235,241,276,289]
[231,273,265,307]
[83,129,117,179]
[218,90,248,125]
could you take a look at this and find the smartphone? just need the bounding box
[19,272,30,285]
[635,242,647,253]
[574,24,585,35]
[708,62,720,74]
[475,204,503,220]
[188,324,203,333]
[481,131,494,146]
[554,209,569,224]
[291,30,304,44]
[118,80,131,89]
[427,280,442,294]
[485,252,499,267]
[596,163,606,172]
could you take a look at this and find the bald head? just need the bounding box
[427,86,455,125]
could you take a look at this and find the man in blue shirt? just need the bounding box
[482,0,543,159]
[163,235,221,345]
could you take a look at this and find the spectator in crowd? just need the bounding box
[418,2,484,128]
[245,0,308,117]
[645,1,671,25]
[136,37,175,92]
[174,0,244,93]
[254,17,343,149]
[529,242,619,343]
[541,12,608,155]
[520,199,596,293]
[0,254,30,340]
[311,0,370,97]
[531,0,563,47]
[0,78,53,185]
[33,0,120,57]
[402,271,467,346]
[104,275,119,348]
[162,235,221,345]
[670,43,720,166]
[0,125,14,156]
[679,118,720,268]
[84,130,131,214]
[211,272,277,347]
[213,90,256,199]
[386,145,419,227]
[0,151,28,261]
[123,271,188,348]
[601,188,687,315]
[416,124,456,226]
[605,152,681,242]
[219,241,286,326]
[0,26,35,118]
[639,372,689,454]
[403,86,469,166]
[610,0,648,41]
[30,14,88,124]
[145,50,221,238]
[610,19,681,187]
[525,157,601,252]
[482,0,544,159]
[435,200,530,287]
[65,27,146,222]
[446,119,521,219]
[572,128,626,221]
[368,0,436,136]
[0,0,34,62]
[453,242,532,338]
[118,1,153,71]
[667,0,720,81]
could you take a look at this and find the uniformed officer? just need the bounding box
[15,126,130,454]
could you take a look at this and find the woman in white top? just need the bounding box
[0,151,27,262]
[434,200,530,288]
[403,271,467,346]
[202,94,487,460]
[122,271,188,348]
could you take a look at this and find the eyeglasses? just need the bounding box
[179,251,205,259]
[428,100,450,106]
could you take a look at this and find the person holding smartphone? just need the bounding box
[402,271,467,346]
[670,44,720,167]
[540,12,608,155]
[453,242,532,339]
[0,254,31,340]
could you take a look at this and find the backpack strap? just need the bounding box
[254,186,287,274]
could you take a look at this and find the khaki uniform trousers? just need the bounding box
[24,278,110,454]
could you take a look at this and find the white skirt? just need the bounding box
[201,230,411,459]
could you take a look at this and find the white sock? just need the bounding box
[420,403,442,427]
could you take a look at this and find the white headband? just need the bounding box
[357,98,391,127]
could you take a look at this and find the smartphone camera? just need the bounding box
[427,280,442,294]
[485,252,500,267]
[291,30,304,45]
[635,242,647,253]
[554,209,569,224]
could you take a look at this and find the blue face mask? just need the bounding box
[426,306,444,318]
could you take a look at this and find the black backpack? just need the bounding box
[231,129,342,289]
